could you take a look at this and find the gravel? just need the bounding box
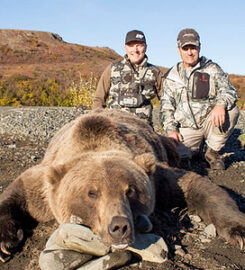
[0,106,244,161]
[0,106,88,141]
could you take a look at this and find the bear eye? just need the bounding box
[88,190,99,199]
[126,185,136,198]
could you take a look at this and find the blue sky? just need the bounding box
[1,0,244,75]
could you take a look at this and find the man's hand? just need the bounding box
[210,105,226,127]
[168,131,183,145]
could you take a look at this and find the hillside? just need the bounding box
[0,29,122,77]
[229,74,245,109]
[0,29,244,108]
[0,29,125,107]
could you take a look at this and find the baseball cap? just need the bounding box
[125,30,146,44]
[177,28,200,48]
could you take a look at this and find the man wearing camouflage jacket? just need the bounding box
[92,30,163,126]
[160,28,239,170]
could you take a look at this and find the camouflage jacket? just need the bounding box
[160,57,238,133]
[92,55,163,125]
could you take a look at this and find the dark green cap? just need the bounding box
[177,28,200,47]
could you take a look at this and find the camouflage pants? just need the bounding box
[177,105,240,158]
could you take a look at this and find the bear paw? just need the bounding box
[0,228,24,263]
[228,226,245,250]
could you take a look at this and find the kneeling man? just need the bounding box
[160,28,239,170]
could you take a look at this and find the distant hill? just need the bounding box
[0,29,122,81]
[0,29,125,107]
[229,74,245,109]
[0,29,244,109]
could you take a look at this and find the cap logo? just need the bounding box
[136,34,144,39]
[183,33,195,38]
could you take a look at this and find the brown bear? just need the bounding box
[0,109,245,263]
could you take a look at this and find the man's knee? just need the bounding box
[226,105,239,130]
[207,106,239,151]
[217,105,239,134]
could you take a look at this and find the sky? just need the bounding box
[1,0,244,75]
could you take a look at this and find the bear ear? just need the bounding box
[45,164,68,185]
[133,153,156,175]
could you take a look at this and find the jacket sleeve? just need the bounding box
[92,64,111,110]
[159,79,179,134]
[213,65,238,109]
[154,69,164,99]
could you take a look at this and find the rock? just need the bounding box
[175,248,186,257]
[77,251,132,270]
[8,144,16,149]
[184,253,192,261]
[39,249,92,270]
[39,224,110,270]
[39,226,92,270]
[233,163,239,169]
[40,224,169,269]
[174,245,182,250]
[54,223,110,256]
[189,215,201,223]
[204,224,217,238]
[40,224,170,269]
[127,233,168,263]
[200,238,211,243]
[39,223,132,270]
[240,161,245,166]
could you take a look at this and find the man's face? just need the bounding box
[125,41,147,65]
[178,44,200,68]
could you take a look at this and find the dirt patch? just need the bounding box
[0,133,245,270]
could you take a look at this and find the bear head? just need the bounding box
[45,151,156,249]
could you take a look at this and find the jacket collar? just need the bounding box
[166,56,211,85]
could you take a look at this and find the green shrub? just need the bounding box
[68,73,97,109]
[0,73,98,107]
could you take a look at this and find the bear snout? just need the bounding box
[108,216,133,246]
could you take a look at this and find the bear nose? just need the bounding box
[108,216,131,241]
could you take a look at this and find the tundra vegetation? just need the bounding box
[0,73,244,109]
[0,73,98,108]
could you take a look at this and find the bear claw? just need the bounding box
[0,242,11,263]
[1,242,10,255]
[0,255,5,263]
[235,235,244,250]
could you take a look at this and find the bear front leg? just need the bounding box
[178,171,245,249]
[0,178,27,262]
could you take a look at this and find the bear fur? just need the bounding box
[0,109,245,260]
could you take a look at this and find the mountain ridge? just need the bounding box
[0,29,122,77]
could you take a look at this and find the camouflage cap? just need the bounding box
[177,28,200,48]
[125,30,146,44]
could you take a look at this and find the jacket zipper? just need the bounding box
[186,76,199,129]
[185,63,205,129]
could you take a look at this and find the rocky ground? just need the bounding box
[0,107,245,270]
